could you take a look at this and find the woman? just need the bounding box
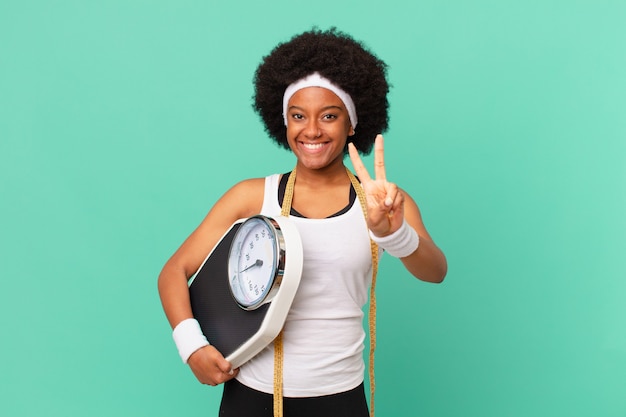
[158,28,447,416]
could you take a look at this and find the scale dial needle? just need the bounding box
[240,259,263,273]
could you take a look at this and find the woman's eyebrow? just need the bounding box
[288,104,344,112]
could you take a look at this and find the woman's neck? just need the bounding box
[294,159,350,187]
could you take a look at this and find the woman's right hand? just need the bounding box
[187,345,239,386]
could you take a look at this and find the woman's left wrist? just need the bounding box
[369,219,419,258]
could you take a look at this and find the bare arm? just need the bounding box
[157,178,265,384]
[399,192,447,282]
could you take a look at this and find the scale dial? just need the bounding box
[227,216,285,310]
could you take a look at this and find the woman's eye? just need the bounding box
[291,114,304,120]
[322,114,337,120]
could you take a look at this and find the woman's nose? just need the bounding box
[304,120,321,139]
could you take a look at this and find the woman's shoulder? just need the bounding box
[230,176,267,193]
[229,174,283,196]
[215,176,270,219]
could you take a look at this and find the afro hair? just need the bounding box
[253,27,390,155]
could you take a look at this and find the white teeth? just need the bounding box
[303,143,324,150]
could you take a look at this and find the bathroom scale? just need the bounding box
[188,215,303,369]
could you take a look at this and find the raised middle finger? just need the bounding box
[373,135,387,181]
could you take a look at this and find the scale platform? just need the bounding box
[188,216,303,369]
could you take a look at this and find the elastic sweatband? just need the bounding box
[282,72,358,128]
[172,318,210,363]
[369,220,420,258]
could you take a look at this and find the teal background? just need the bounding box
[1,1,625,416]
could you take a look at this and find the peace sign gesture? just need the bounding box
[348,135,405,237]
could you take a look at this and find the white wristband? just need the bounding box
[172,318,210,364]
[369,219,420,258]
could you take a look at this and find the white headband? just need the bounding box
[282,72,358,128]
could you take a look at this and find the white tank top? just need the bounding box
[236,173,374,397]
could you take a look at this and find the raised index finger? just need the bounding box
[373,135,386,181]
[348,142,372,182]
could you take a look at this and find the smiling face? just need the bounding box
[285,87,355,172]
